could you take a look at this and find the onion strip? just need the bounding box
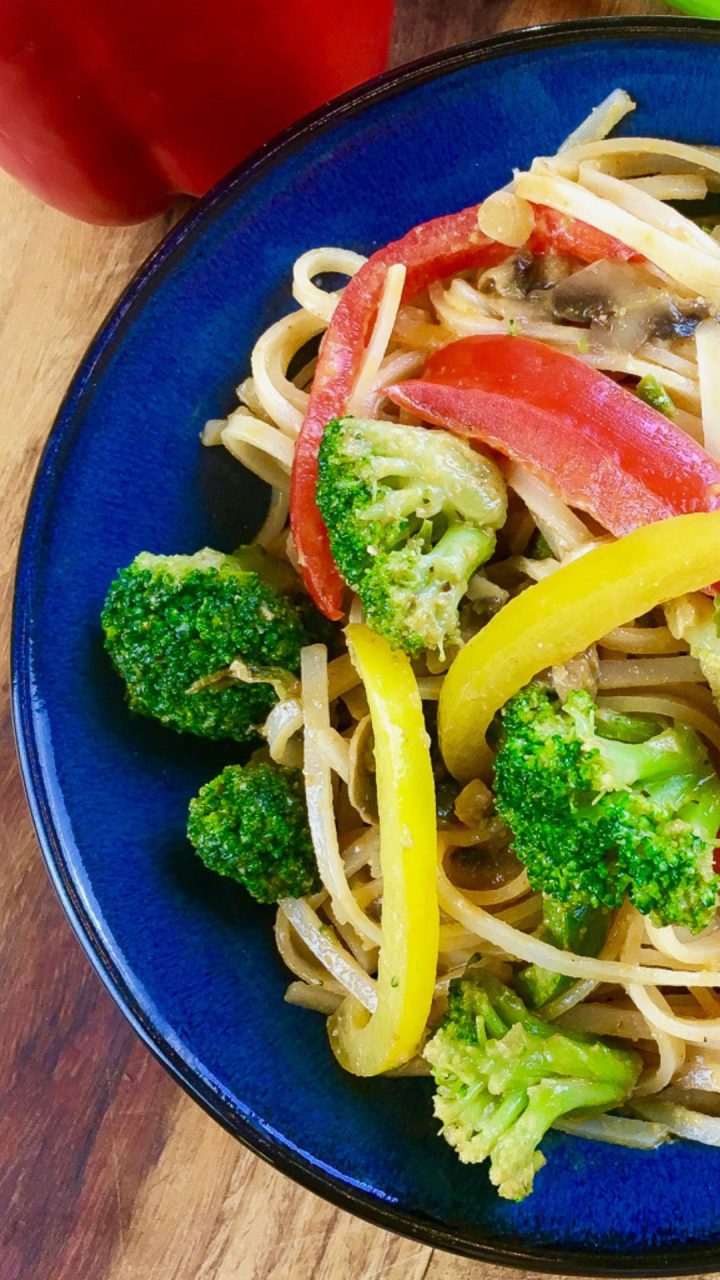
[696,318,720,459]
[301,645,381,945]
[280,898,377,1011]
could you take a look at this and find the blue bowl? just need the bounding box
[14,17,720,1274]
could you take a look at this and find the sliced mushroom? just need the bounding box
[479,251,574,299]
[552,260,655,326]
[447,836,519,892]
[512,251,575,296]
[550,645,600,702]
[649,297,709,340]
[552,259,710,352]
[347,714,378,825]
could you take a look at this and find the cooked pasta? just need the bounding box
[107,90,720,1201]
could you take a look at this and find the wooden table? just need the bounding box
[1,3,666,1277]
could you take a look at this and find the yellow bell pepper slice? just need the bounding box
[440,512,720,783]
[328,623,439,1076]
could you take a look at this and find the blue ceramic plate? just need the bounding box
[14,17,720,1274]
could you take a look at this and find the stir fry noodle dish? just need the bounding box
[101,92,720,1201]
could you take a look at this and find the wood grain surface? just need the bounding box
[0,3,668,1278]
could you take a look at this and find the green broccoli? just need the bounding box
[494,684,720,933]
[102,545,317,742]
[316,417,507,657]
[515,899,609,1010]
[424,968,641,1201]
[187,761,318,903]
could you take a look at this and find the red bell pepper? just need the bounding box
[385,335,720,535]
[0,0,393,223]
[528,205,643,264]
[292,204,642,617]
[290,209,513,618]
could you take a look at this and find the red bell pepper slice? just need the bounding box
[385,335,720,536]
[529,204,643,265]
[291,207,641,618]
[290,208,513,617]
[0,0,393,222]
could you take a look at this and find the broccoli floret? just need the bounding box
[317,417,507,657]
[494,685,720,933]
[102,546,316,742]
[515,899,609,1009]
[424,968,641,1200]
[187,761,318,903]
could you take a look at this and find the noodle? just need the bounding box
[437,864,720,987]
[513,169,720,299]
[251,309,326,436]
[597,656,704,688]
[557,135,720,184]
[622,910,686,1095]
[265,697,303,767]
[255,487,290,550]
[506,462,595,557]
[558,88,637,151]
[629,984,720,1048]
[599,624,685,655]
[576,161,720,260]
[221,411,294,473]
[633,1098,720,1146]
[292,247,366,322]
[476,191,536,248]
[301,645,381,946]
[285,981,343,1014]
[645,918,720,968]
[628,174,709,201]
[280,898,377,1010]
[554,1114,668,1149]
[197,102,720,1165]
[347,263,406,416]
[696,318,720,458]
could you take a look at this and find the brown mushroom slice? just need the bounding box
[478,251,574,300]
[347,714,379,825]
[552,259,709,352]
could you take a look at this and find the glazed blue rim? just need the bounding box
[12,17,720,1276]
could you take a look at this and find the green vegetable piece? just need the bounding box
[527,531,556,562]
[187,761,319,903]
[317,417,507,658]
[515,900,609,1009]
[424,967,641,1200]
[593,706,665,743]
[494,684,720,933]
[664,0,720,16]
[102,546,318,742]
[636,374,676,420]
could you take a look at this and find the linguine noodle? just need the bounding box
[204,92,720,1153]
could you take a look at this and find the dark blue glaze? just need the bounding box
[13,20,720,1274]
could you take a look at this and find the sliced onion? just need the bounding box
[555,1113,668,1149]
[301,645,381,945]
[632,1098,720,1146]
[280,898,377,1012]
